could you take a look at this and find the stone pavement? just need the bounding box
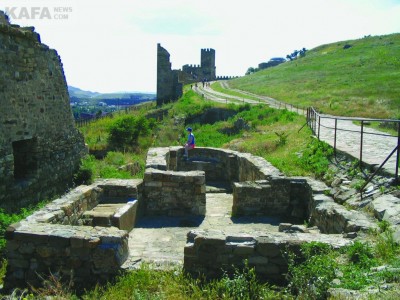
[122,191,280,269]
[194,81,399,176]
[317,117,398,175]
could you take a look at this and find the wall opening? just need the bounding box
[12,138,38,180]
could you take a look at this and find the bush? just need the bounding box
[287,242,337,300]
[74,155,96,185]
[346,241,375,268]
[108,115,154,151]
[299,139,333,178]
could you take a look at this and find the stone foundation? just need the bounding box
[142,168,206,216]
[232,178,311,219]
[146,147,377,233]
[5,147,380,289]
[5,223,128,290]
[184,230,352,282]
[4,179,142,290]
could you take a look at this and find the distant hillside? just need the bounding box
[68,86,156,101]
[68,86,101,99]
[230,33,400,118]
[68,86,156,120]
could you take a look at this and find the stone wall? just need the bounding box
[200,48,216,80]
[142,168,206,216]
[184,230,351,282]
[156,45,217,105]
[156,44,182,106]
[167,147,282,182]
[5,223,128,291]
[146,147,377,233]
[0,14,86,209]
[4,179,142,290]
[232,178,311,219]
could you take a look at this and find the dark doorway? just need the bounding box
[12,138,37,180]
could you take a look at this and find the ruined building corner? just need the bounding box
[0,12,87,209]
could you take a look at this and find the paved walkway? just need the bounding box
[122,191,280,269]
[194,81,399,176]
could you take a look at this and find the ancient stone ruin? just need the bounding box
[156,44,183,106]
[156,44,216,105]
[0,12,87,209]
[5,146,379,290]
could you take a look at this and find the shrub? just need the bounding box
[74,155,96,185]
[108,115,154,151]
[212,262,270,300]
[346,241,375,268]
[287,242,337,300]
[299,139,333,178]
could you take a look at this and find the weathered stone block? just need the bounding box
[233,245,255,256]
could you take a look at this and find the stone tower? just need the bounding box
[156,43,182,106]
[200,48,216,80]
[0,12,87,209]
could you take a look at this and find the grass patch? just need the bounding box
[287,234,400,299]
[81,263,284,300]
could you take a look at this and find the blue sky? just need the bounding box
[1,0,400,93]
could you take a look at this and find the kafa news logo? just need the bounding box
[5,6,73,21]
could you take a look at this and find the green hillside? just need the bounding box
[230,33,400,119]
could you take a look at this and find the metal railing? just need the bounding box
[307,107,400,191]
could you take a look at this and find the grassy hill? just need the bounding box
[230,33,400,119]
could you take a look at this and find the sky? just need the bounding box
[1,0,400,93]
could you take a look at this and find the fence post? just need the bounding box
[318,115,321,139]
[334,118,337,157]
[396,122,400,183]
[314,109,317,136]
[360,120,364,168]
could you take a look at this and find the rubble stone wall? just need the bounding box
[0,14,86,209]
[142,168,206,216]
[145,147,376,233]
[4,179,142,290]
[232,178,311,219]
[184,230,351,282]
[156,146,282,182]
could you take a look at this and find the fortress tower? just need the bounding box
[156,44,217,106]
[200,48,216,80]
[156,43,182,106]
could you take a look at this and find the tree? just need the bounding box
[286,48,307,61]
[108,115,156,151]
[245,67,255,75]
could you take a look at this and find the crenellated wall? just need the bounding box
[156,44,217,105]
[0,13,87,209]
